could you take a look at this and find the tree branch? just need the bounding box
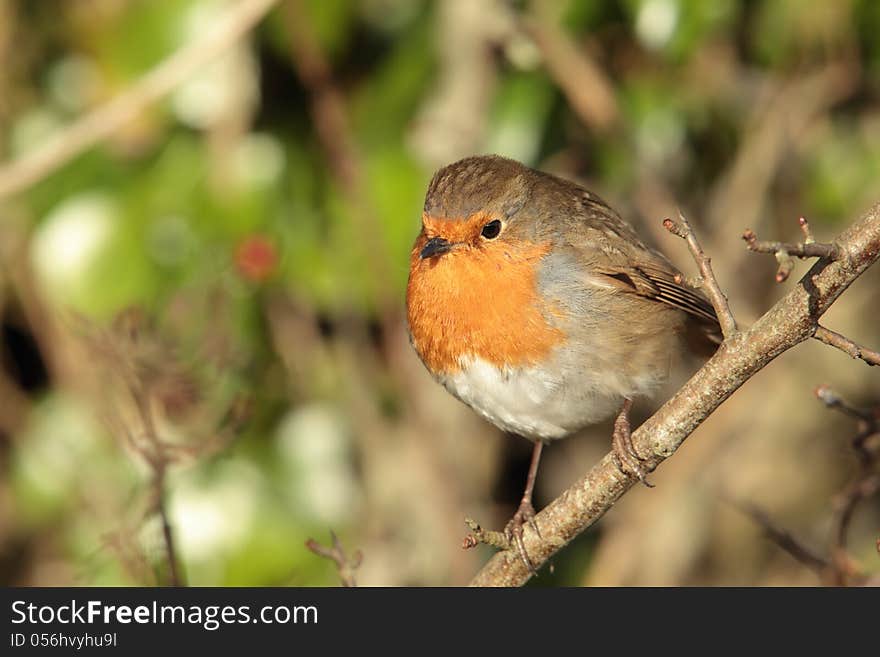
[0,0,279,201]
[469,202,880,586]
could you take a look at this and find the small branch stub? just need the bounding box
[463,517,511,551]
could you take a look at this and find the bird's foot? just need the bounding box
[463,440,545,574]
[611,398,654,487]
[504,498,541,574]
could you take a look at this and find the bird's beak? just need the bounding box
[420,236,452,259]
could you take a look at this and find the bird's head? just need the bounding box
[411,154,539,265]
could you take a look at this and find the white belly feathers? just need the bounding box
[438,354,625,440]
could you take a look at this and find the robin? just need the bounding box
[405,155,720,570]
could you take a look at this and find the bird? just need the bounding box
[405,155,721,570]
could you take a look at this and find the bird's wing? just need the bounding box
[592,261,720,327]
[564,192,721,338]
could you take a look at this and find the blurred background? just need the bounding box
[0,0,878,586]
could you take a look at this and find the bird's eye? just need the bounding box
[480,219,502,240]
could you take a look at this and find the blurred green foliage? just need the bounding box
[2,0,879,586]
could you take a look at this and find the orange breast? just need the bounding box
[406,233,564,375]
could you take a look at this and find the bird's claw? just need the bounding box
[611,398,655,488]
[504,499,541,574]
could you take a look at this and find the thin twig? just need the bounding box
[742,217,841,282]
[155,481,183,587]
[663,212,738,339]
[814,384,880,464]
[739,386,880,586]
[832,475,880,555]
[129,379,183,587]
[720,386,879,587]
[815,385,880,486]
[813,384,876,425]
[813,326,880,367]
[0,0,279,201]
[90,314,185,587]
[305,532,362,587]
[732,500,829,575]
[821,386,880,584]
